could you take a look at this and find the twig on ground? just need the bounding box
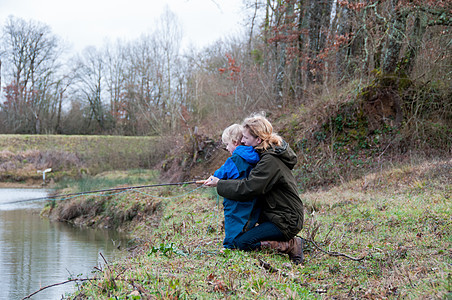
[308,219,321,241]
[130,280,148,296]
[99,252,111,271]
[22,278,95,300]
[258,258,295,280]
[257,258,280,274]
[323,222,336,244]
[307,238,367,261]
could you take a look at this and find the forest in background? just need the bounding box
[0,0,450,141]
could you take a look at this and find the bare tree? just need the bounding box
[154,5,183,132]
[73,46,106,132]
[306,0,334,85]
[104,41,127,133]
[125,34,164,135]
[1,16,61,133]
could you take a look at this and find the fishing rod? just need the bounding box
[0,180,207,205]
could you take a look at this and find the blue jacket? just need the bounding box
[214,145,260,248]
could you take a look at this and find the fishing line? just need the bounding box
[2,179,225,254]
[132,185,204,199]
[0,180,206,205]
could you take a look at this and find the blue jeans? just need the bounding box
[232,221,285,251]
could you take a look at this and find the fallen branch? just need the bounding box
[257,258,280,274]
[22,278,95,300]
[307,238,367,261]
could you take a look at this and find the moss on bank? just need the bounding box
[277,78,451,191]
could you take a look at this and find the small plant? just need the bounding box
[149,243,187,258]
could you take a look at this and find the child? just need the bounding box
[204,114,304,264]
[213,124,260,249]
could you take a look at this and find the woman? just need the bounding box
[205,114,304,264]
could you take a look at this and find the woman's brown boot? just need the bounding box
[287,237,304,264]
[260,237,304,264]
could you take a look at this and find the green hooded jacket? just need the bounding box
[216,141,304,240]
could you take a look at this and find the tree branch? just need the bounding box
[21,278,96,300]
[307,238,367,261]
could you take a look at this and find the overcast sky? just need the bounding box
[0,0,245,53]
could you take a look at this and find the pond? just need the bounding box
[0,188,128,299]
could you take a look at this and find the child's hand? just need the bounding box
[204,175,219,187]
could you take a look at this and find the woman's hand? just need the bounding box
[204,175,219,187]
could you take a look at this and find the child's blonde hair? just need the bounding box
[222,124,243,144]
[243,113,282,150]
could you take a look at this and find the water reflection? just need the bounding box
[0,188,52,211]
[0,189,128,299]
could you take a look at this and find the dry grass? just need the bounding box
[0,134,177,183]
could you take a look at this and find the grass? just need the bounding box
[55,169,160,193]
[64,157,451,299]
[0,134,175,182]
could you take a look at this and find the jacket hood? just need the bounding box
[233,145,260,164]
[260,140,297,170]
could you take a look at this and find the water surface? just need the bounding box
[0,188,127,299]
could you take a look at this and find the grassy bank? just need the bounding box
[62,157,450,299]
[0,134,176,184]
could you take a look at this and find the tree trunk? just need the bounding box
[382,0,407,75]
[307,0,333,85]
[274,0,290,104]
[335,3,350,81]
[400,11,427,75]
[296,0,308,100]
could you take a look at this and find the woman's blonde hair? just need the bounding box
[222,124,243,144]
[242,113,282,150]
